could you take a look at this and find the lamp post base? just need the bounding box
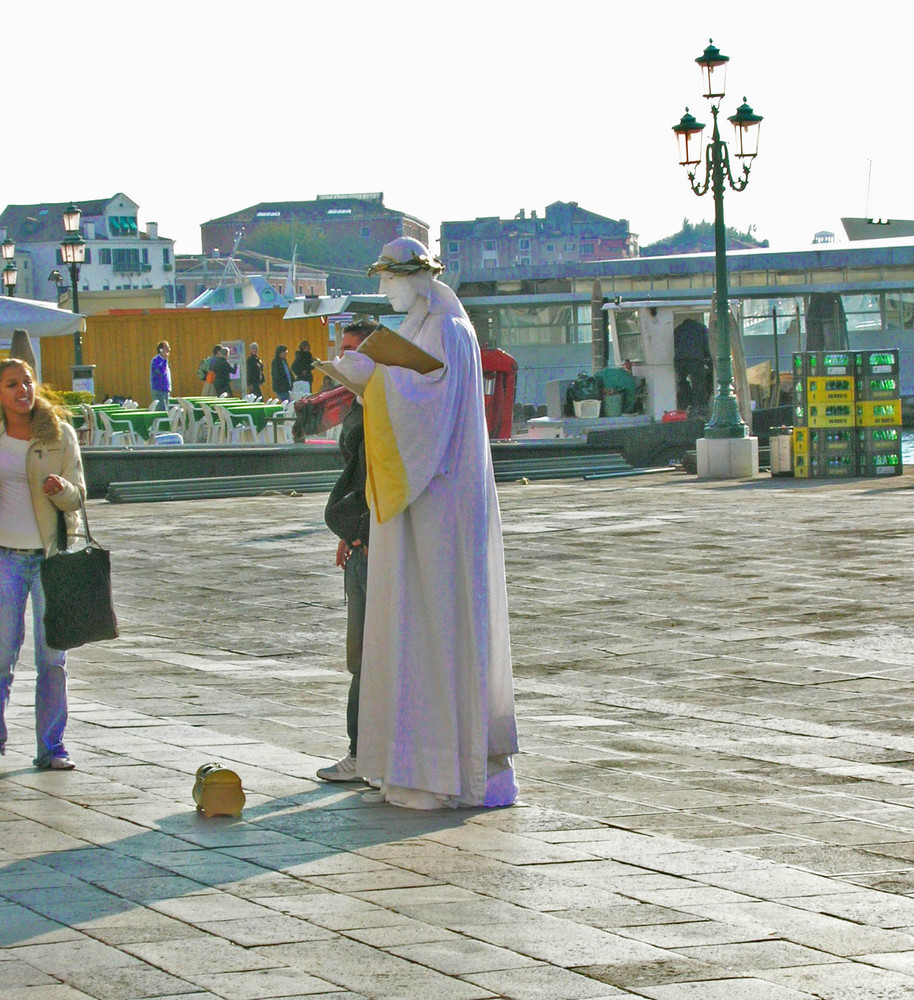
[696,435,759,479]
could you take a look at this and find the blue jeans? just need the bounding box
[0,548,69,765]
[150,391,170,411]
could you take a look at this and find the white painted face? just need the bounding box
[379,271,420,313]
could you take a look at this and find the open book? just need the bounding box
[313,325,444,395]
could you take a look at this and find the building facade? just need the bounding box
[200,193,428,260]
[440,201,637,277]
[0,194,176,305]
[453,238,914,407]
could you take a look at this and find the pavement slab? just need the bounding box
[5,473,914,998]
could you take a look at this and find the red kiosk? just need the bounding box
[481,348,518,440]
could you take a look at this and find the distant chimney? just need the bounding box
[147,221,158,239]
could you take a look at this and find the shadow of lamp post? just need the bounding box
[1,237,16,297]
[672,40,763,443]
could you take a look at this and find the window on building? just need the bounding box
[108,215,138,237]
[741,297,805,340]
[99,248,112,264]
[886,291,914,330]
[448,241,460,253]
[841,293,882,334]
[360,226,370,239]
[164,286,174,304]
[519,239,530,251]
[113,248,141,272]
[519,256,531,266]
[448,260,460,272]
[614,310,644,361]
[545,243,555,252]
[575,304,593,344]
[176,285,187,304]
[163,248,170,265]
[141,248,149,264]
[564,243,576,252]
[83,248,91,264]
[580,243,594,255]
[495,304,575,347]
[483,258,498,269]
[483,240,496,252]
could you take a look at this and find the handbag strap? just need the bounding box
[55,497,97,553]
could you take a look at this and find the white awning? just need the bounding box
[0,296,86,337]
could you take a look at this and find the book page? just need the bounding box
[314,326,444,394]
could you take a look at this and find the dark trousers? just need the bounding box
[344,545,368,756]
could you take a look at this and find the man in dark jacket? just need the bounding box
[673,318,713,410]
[317,319,376,782]
[246,342,265,398]
[212,347,238,397]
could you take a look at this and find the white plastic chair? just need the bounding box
[122,399,139,410]
[215,405,258,445]
[151,405,183,438]
[197,404,220,444]
[97,409,141,447]
[80,405,105,446]
[174,398,203,442]
[272,416,294,443]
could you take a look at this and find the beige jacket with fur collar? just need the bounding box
[0,405,86,554]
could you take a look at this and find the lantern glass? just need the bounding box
[696,40,729,101]
[676,126,703,167]
[62,203,82,234]
[673,110,705,168]
[61,239,86,265]
[728,100,763,159]
[1,238,15,261]
[3,264,18,289]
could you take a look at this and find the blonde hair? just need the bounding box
[0,358,66,436]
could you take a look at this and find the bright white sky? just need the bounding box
[7,1,910,259]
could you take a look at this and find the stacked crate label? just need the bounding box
[791,350,902,478]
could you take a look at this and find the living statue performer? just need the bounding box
[331,237,518,810]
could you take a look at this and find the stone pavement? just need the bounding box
[5,469,914,999]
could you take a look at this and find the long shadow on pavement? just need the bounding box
[0,780,472,947]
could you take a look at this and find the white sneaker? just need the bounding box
[316,753,361,783]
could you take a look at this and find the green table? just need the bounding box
[70,403,141,431]
[213,403,285,434]
[106,409,173,439]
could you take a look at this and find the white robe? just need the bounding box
[336,291,518,808]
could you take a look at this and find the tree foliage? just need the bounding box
[248,222,377,293]
[642,218,769,257]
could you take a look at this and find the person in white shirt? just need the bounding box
[0,359,86,769]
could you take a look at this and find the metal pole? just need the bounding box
[69,261,83,365]
[705,105,747,438]
[772,305,780,402]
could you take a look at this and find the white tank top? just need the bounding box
[0,436,43,549]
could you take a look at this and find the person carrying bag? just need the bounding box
[0,358,92,769]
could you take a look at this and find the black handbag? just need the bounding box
[41,500,119,651]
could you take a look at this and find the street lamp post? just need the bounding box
[60,202,87,365]
[673,40,763,441]
[1,237,17,297]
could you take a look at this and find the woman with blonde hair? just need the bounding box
[0,358,86,769]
